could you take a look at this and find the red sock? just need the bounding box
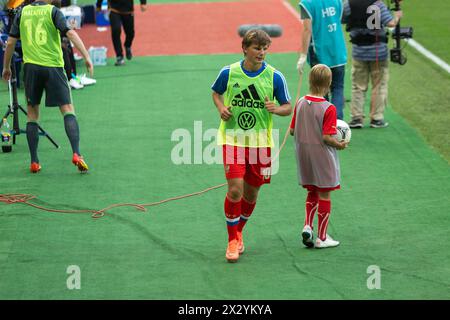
[224,194,241,242]
[317,199,331,241]
[237,198,256,232]
[304,191,319,228]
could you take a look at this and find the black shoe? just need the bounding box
[349,118,363,129]
[125,47,132,60]
[115,56,125,66]
[370,119,389,128]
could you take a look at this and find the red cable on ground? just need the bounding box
[0,124,292,219]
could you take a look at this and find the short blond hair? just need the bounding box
[309,64,332,96]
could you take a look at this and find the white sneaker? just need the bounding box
[301,225,314,248]
[69,78,84,90]
[315,234,340,249]
[78,74,97,86]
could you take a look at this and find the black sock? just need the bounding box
[26,122,39,163]
[64,114,80,155]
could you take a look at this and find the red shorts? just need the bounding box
[222,145,272,187]
[303,185,341,193]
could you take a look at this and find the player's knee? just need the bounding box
[318,191,331,200]
[60,104,74,115]
[227,187,243,202]
[243,188,259,203]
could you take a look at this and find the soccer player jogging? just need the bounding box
[211,29,292,263]
[2,0,93,173]
[290,64,348,249]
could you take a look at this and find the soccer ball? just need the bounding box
[334,119,351,143]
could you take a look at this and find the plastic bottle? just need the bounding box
[1,117,12,153]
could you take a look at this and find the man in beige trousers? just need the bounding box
[343,0,403,128]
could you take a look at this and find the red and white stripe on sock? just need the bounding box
[317,199,331,241]
[304,191,319,228]
[224,194,241,242]
[237,197,256,232]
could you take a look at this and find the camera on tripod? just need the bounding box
[389,0,413,65]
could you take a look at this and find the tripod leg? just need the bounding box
[2,107,12,119]
[37,125,60,149]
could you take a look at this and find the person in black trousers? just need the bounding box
[52,0,96,89]
[96,0,147,66]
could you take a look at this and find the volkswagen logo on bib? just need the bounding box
[237,112,256,130]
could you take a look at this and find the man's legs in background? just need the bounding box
[62,40,83,89]
[122,13,135,60]
[369,59,389,128]
[110,11,125,66]
[330,65,345,120]
[350,59,369,128]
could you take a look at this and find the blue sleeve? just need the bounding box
[378,1,394,26]
[273,71,291,105]
[211,66,230,95]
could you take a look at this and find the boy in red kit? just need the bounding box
[290,64,348,248]
[211,30,292,262]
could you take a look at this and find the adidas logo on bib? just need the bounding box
[231,84,265,109]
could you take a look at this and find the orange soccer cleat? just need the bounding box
[225,239,239,263]
[236,231,245,254]
[72,153,89,173]
[30,162,41,173]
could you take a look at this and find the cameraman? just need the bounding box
[343,0,402,128]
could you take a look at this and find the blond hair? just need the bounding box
[309,64,332,96]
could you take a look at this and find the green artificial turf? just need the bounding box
[0,53,449,299]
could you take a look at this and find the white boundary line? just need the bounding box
[408,39,450,74]
[282,0,301,20]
